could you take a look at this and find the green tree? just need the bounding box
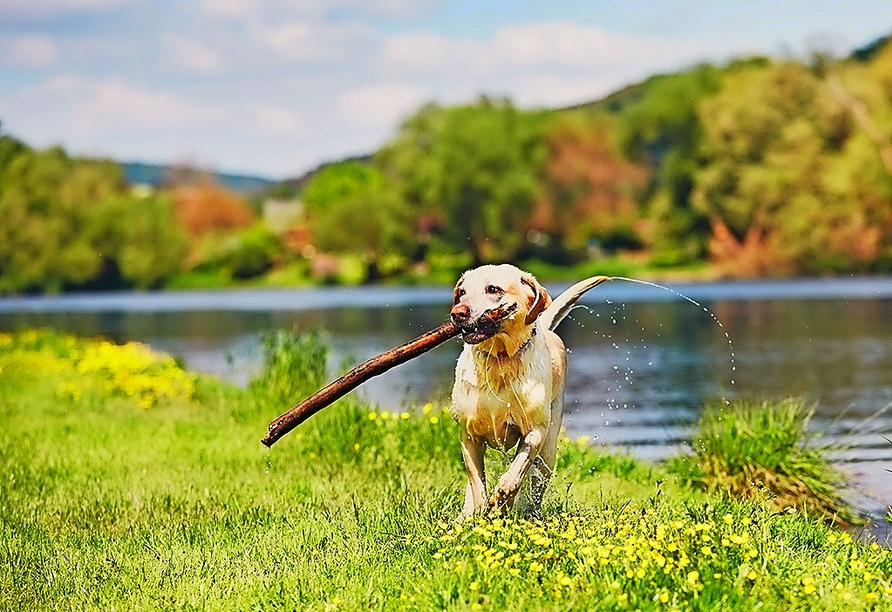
[693,60,892,276]
[0,142,187,293]
[301,160,383,214]
[379,98,548,264]
[115,193,188,288]
[312,186,413,280]
[612,64,727,264]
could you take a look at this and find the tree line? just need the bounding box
[302,39,892,280]
[1,36,891,294]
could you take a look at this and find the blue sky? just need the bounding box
[1,0,889,179]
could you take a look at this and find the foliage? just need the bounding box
[0,141,187,293]
[6,37,892,291]
[533,114,647,260]
[225,222,284,279]
[378,98,549,264]
[114,193,188,288]
[1,329,890,611]
[173,179,256,237]
[310,174,415,280]
[247,328,330,411]
[0,329,195,408]
[301,160,383,214]
[668,398,859,525]
[693,60,892,277]
[609,64,727,264]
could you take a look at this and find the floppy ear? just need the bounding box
[521,276,551,326]
[453,277,465,305]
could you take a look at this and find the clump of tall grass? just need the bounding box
[247,328,329,410]
[669,398,860,525]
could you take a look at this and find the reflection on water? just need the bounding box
[2,279,892,516]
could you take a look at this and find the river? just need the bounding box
[2,276,892,524]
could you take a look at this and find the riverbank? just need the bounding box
[2,330,890,611]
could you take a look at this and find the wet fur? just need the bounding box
[449,264,609,519]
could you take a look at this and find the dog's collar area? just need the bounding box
[515,326,537,354]
[493,326,536,358]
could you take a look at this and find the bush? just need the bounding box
[226,223,284,279]
[668,398,859,525]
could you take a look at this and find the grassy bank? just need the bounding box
[1,330,890,611]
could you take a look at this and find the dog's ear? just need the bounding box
[521,276,551,326]
[453,277,465,305]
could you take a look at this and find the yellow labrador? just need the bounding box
[450,264,609,518]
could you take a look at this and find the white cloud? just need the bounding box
[10,77,231,137]
[3,0,885,178]
[379,21,706,80]
[373,21,711,109]
[0,35,59,68]
[84,80,231,129]
[256,20,376,63]
[161,35,224,74]
[197,0,263,20]
[251,104,305,136]
[0,0,124,18]
[338,83,429,127]
[197,0,429,21]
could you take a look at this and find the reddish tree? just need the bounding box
[534,117,647,255]
[173,179,255,237]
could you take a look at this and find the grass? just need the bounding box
[1,329,891,611]
[668,398,860,526]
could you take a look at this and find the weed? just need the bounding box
[668,398,860,525]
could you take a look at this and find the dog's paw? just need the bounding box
[487,487,515,513]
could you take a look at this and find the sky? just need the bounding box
[1,0,890,180]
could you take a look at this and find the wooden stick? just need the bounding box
[261,301,520,447]
[261,320,459,447]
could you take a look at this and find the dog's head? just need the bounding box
[450,264,551,354]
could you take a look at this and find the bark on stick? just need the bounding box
[261,320,460,447]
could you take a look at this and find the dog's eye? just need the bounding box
[457,288,466,297]
[485,285,504,295]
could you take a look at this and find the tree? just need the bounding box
[301,160,383,214]
[612,64,726,264]
[311,186,413,280]
[173,179,255,237]
[378,98,548,264]
[533,114,647,260]
[692,60,892,276]
[0,141,188,293]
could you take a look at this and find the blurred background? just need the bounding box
[1,0,891,289]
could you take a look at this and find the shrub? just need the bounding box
[668,398,859,525]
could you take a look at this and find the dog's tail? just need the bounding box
[538,275,611,332]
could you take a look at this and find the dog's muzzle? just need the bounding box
[450,302,517,344]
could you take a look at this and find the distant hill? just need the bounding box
[121,161,275,194]
[851,33,891,62]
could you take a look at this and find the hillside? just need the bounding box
[121,161,275,194]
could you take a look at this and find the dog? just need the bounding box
[449,264,609,519]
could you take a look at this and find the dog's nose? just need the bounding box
[451,303,471,324]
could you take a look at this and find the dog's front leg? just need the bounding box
[488,427,544,512]
[458,430,487,520]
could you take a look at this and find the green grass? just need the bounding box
[1,330,890,611]
[668,398,860,525]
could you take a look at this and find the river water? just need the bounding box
[2,277,891,523]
